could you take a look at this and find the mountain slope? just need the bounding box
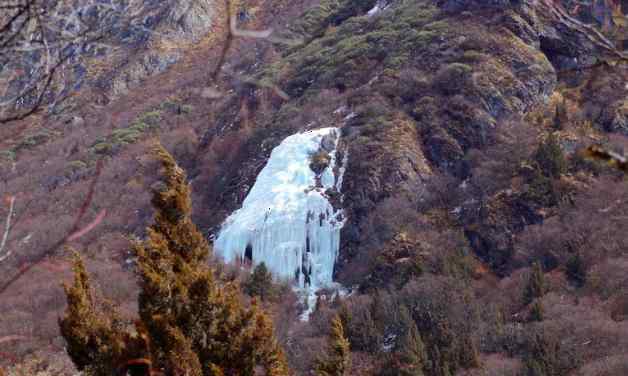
[1,0,627,374]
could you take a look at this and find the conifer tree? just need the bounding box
[316,314,351,376]
[524,262,546,305]
[524,331,560,376]
[60,144,289,376]
[534,133,567,178]
[529,300,544,322]
[59,253,149,376]
[566,252,587,288]
[244,262,275,301]
[396,315,427,376]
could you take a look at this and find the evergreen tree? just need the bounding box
[60,144,289,376]
[524,331,560,376]
[244,262,276,301]
[552,100,567,131]
[524,262,546,305]
[396,315,427,376]
[59,254,149,376]
[529,300,544,322]
[566,252,587,288]
[534,133,567,178]
[316,315,351,376]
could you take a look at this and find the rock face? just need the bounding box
[2,0,217,113]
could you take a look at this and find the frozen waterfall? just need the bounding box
[214,128,346,295]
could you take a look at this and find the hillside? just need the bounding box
[1,0,628,375]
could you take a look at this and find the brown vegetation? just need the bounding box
[59,145,288,375]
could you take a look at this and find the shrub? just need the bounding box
[533,134,567,178]
[529,301,544,322]
[523,331,561,376]
[310,150,332,174]
[389,306,427,376]
[524,262,546,305]
[90,111,162,155]
[524,169,560,207]
[244,262,277,301]
[565,253,587,288]
[67,160,88,171]
[0,150,16,164]
[14,129,58,151]
[433,63,473,95]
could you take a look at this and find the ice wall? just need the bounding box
[214,128,346,291]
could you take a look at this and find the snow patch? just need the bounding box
[214,128,346,310]
[367,4,381,17]
[367,1,390,17]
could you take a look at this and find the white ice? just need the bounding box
[367,1,389,17]
[367,4,381,17]
[214,128,346,300]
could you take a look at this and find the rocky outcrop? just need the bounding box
[3,0,218,113]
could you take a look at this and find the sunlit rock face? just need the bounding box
[214,128,346,291]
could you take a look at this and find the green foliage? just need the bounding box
[534,134,567,178]
[460,50,489,63]
[290,0,377,38]
[15,129,59,151]
[243,262,276,301]
[524,262,546,305]
[181,104,194,114]
[566,252,587,288]
[67,160,88,171]
[523,332,560,376]
[90,110,162,156]
[277,0,443,97]
[161,99,194,115]
[436,246,475,281]
[316,315,351,376]
[408,282,480,376]
[343,302,380,353]
[552,100,567,131]
[525,168,559,206]
[0,150,16,164]
[432,63,473,95]
[60,145,288,376]
[524,133,571,206]
[529,300,544,322]
[396,307,427,376]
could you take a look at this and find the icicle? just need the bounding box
[214,128,346,296]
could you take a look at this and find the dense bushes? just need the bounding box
[432,63,473,95]
[337,280,480,376]
[277,0,444,98]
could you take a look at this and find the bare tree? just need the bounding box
[1,0,127,123]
